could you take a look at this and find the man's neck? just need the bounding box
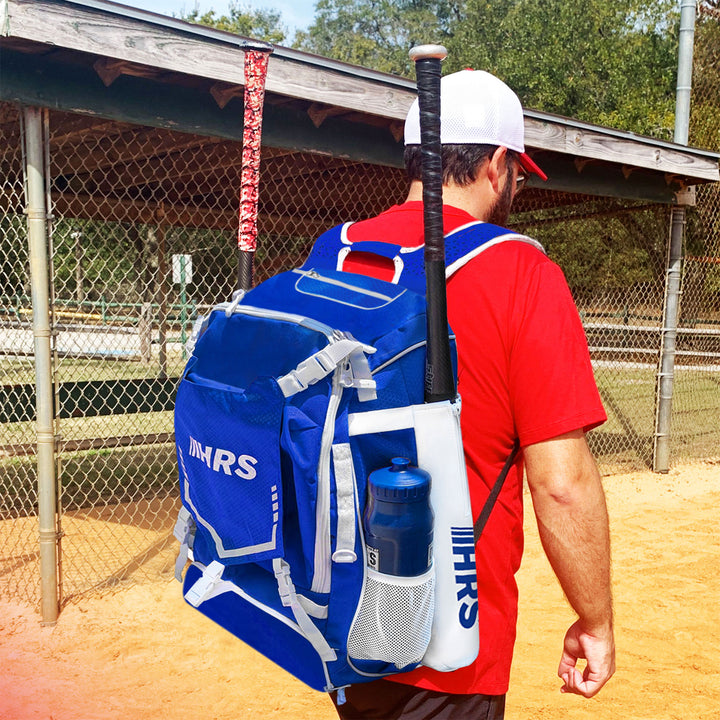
[406,180,491,221]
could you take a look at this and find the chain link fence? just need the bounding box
[512,196,675,472]
[1,19,718,607]
[0,103,38,605]
[677,1,720,462]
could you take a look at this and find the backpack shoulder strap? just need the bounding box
[302,221,545,296]
[444,222,546,280]
[473,440,521,543]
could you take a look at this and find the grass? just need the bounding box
[0,354,187,385]
[591,361,720,470]
[0,444,178,517]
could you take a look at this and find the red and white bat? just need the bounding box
[237,42,273,291]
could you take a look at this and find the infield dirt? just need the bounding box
[1,461,718,719]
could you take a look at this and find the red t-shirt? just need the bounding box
[342,201,607,695]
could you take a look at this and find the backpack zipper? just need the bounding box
[219,302,337,342]
[294,269,400,303]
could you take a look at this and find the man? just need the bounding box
[328,70,615,719]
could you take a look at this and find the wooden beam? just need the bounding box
[49,122,232,177]
[0,47,407,168]
[389,121,404,143]
[307,103,348,128]
[522,153,688,204]
[3,0,413,120]
[49,115,129,145]
[93,58,161,87]
[209,82,243,110]
[54,140,244,194]
[46,189,334,237]
[524,116,719,182]
[260,153,356,182]
[0,103,20,124]
[4,0,249,86]
[1,47,715,206]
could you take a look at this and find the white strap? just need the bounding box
[273,559,338,662]
[223,289,246,316]
[445,234,546,278]
[341,347,377,402]
[277,338,375,399]
[184,560,225,607]
[298,595,329,619]
[173,506,195,582]
[331,444,358,563]
[348,406,415,436]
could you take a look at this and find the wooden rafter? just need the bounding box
[93,58,161,87]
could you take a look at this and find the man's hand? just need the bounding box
[524,429,615,698]
[558,620,615,698]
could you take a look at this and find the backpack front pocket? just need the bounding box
[175,372,285,565]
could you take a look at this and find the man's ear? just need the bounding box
[486,146,509,194]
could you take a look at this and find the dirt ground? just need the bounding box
[1,461,719,720]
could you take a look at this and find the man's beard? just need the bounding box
[486,175,515,227]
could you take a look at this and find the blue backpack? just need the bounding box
[173,220,542,692]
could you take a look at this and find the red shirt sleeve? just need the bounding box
[508,257,606,446]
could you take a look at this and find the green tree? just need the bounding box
[295,0,461,76]
[297,0,679,139]
[445,0,678,138]
[691,0,720,150]
[179,1,288,45]
[687,2,720,313]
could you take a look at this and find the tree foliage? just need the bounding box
[182,0,720,306]
[295,0,680,139]
[179,1,288,44]
[445,0,678,139]
[294,0,459,76]
[691,1,720,149]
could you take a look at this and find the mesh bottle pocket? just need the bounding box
[347,566,435,669]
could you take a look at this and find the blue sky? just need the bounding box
[121,0,317,36]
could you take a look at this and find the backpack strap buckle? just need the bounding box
[173,506,196,581]
[277,338,376,399]
[184,560,224,607]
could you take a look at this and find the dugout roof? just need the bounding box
[1,0,719,233]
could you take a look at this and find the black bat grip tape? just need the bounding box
[414,54,456,403]
[415,58,444,265]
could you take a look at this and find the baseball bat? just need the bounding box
[409,45,455,404]
[237,41,273,291]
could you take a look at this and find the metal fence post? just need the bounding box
[654,208,686,472]
[653,0,697,472]
[23,105,60,623]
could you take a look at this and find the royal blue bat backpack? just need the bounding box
[173,221,543,692]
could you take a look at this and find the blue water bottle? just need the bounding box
[364,457,434,577]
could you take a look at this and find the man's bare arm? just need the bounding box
[523,429,615,698]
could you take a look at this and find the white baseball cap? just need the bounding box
[404,69,547,181]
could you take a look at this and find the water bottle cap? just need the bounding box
[368,458,431,502]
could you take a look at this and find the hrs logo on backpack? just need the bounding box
[188,435,258,479]
[451,527,479,628]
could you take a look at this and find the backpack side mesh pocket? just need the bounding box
[347,566,435,669]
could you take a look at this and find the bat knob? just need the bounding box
[239,40,274,54]
[409,45,448,63]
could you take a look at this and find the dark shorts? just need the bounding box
[330,678,505,720]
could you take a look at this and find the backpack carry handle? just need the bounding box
[410,45,456,404]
